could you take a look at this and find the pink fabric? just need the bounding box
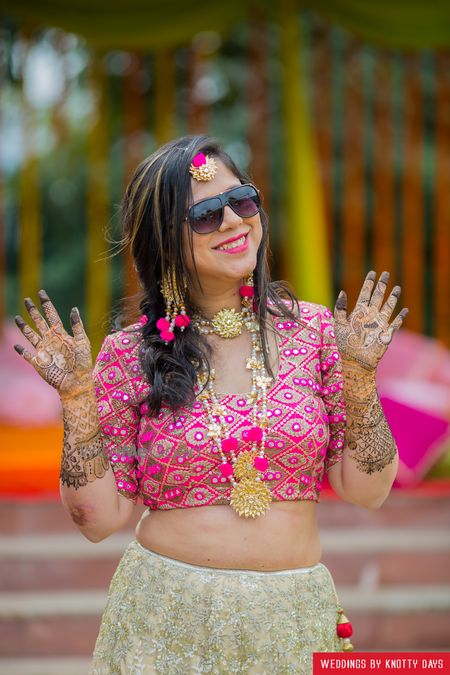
[380,396,449,486]
[92,302,346,508]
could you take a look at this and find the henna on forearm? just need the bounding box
[342,359,397,474]
[60,388,110,490]
[16,293,109,488]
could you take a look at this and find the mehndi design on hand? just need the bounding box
[341,363,397,474]
[14,290,93,397]
[60,392,110,489]
[14,290,109,489]
[334,271,407,475]
[334,271,408,371]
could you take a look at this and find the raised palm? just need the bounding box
[334,271,409,370]
[14,290,93,398]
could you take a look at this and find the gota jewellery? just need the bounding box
[193,305,247,339]
[189,152,218,181]
[197,276,273,518]
[156,271,191,343]
[158,152,273,517]
[158,266,273,518]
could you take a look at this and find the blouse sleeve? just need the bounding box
[319,307,347,472]
[92,331,142,501]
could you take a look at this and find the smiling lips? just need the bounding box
[214,233,249,253]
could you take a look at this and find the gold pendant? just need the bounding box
[230,478,271,518]
[197,308,244,338]
[212,308,243,338]
[233,450,258,480]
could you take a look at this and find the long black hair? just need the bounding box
[120,134,299,415]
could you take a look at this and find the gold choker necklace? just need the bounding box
[193,306,252,339]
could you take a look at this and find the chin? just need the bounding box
[222,257,258,281]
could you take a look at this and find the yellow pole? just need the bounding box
[154,49,176,144]
[86,53,111,355]
[19,63,41,307]
[279,0,332,306]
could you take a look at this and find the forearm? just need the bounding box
[336,360,398,508]
[59,386,134,541]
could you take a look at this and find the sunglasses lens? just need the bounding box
[189,198,223,234]
[187,185,261,234]
[228,185,260,218]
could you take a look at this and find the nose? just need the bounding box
[218,204,243,231]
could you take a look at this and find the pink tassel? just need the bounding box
[160,330,175,342]
[222,437,238,453]
[239,285,254,298]
[175,314,191,328]
[156,317,170,330]
[254,456,268,471]
[248,426,263,443]
[220,462,234,477]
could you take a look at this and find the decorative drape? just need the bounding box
[5,1,450,49]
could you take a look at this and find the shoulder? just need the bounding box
[98,322,145,357]
[278,299,333,330]
[93,322,146,387]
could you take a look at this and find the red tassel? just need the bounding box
[337,622,353,639]
[337,607,354,651]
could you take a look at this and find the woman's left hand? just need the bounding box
[333,270,409,371]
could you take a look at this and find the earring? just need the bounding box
[239,271,255,310]
[156,268,191,344]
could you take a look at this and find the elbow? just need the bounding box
[81,528,111,543]
[361,496,388,510]
[67,507,117,543]
[79,518,121,542]
[346,491,390,510]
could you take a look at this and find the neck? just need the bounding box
[191,281,242,318]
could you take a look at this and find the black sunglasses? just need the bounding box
[186,183,261,234]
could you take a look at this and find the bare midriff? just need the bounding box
[135,500,321,571]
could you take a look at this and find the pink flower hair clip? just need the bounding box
[189,152,217,182]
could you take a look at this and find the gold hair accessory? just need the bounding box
[156,268,191,344]
[189,152,217,182]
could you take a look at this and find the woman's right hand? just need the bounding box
[14,289,94,399]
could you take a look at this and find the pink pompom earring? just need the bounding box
[239,271,255,313]
[156,268,191,344]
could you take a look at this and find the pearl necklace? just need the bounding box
[197,307,273,518]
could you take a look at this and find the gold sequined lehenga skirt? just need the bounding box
[90,541,345,675]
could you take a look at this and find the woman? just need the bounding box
[14,135,408,674]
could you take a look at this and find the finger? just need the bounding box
[368,271,390,310]
[14,343,35,364]
[379,285,401,322]
[356,270,377,305]
[14,315,41,349]
[38,289,65,332]
[70,307,89,342]
[24,298,49,336]
[334,290,348,324]
[382,307,409,343]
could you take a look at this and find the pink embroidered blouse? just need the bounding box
[93,302,346,509]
